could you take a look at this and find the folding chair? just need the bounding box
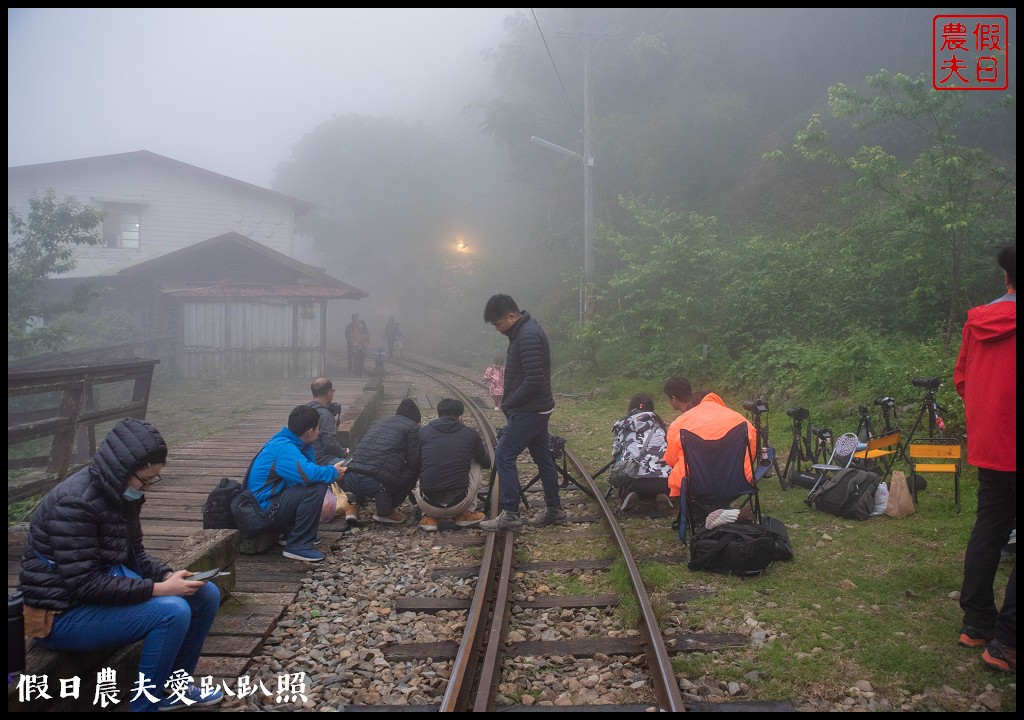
[852,430,901,482]
[805,432,860,505]
[906,437,963,513]
[679,422,761,545]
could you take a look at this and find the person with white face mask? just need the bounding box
[17,417,224,711]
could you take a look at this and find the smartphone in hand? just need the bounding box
[190,567,221,582]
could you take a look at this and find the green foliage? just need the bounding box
[8,190,104,359]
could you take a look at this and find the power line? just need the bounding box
[531,8,580,127]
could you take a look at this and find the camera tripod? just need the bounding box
[781,407,819,490]
[744,400,787,490]
[897,377,947,465]
[519,436,594,509]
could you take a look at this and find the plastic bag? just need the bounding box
[871,481,889,516]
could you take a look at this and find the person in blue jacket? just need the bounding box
[249,405,346,563]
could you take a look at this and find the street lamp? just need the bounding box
[530,135,593,323]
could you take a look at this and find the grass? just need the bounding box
[545,386,1016,711]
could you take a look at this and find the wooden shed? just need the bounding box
[113,232,367,378]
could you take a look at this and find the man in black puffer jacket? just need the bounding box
[342,398,422,525]
[18,417,223,711]
[479,294,565,532]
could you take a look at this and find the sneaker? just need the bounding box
[982,638,1017,672]
[656,494,675,513]
[528,506,567,527]
[478,510,523,532]
[373,510,406,524]
[159,684,224,711]
[346,503,361,524]
[282,548,326,562]
[279,535,321,546]
[959,624,995,649]
[455,510,485,527]
[420,516,439,532]
[620,491,639,512]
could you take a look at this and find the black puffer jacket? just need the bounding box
[19,418,173,611]
[501,310,555,415]
[346,414,421,493]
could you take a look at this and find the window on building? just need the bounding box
[103,204,141,249]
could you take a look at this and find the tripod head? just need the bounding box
[811,426,833,442]
[874,396,898,432]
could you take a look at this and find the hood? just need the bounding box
[90,417,167,499]
[698,392,727,408]
[967,299,1016,343]
[428,416,464,434]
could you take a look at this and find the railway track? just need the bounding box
[228,356,792,712]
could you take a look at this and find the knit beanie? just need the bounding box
[396,398,421,423]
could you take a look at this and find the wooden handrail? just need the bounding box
[8,358,160,503]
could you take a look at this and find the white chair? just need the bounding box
[805,432,860,505]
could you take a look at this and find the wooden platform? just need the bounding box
[8,377,383,710]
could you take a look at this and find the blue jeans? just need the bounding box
[270,482,328,552]
[342,471,405,516]
[37,581,220,712]
[495,411,560,514]
[960,467,1016,644]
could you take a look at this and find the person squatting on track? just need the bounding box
[18,418,225,711]
[479,294,566,532]
[250,405,347,563]
[610,392,674,514]
[954,244,1016,673]
[342,398,422,526]
[413,398,492,531]
[307,377,350,466]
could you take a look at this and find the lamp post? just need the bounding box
[530,135,593,323]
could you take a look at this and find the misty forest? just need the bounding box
[9,8,1017,433]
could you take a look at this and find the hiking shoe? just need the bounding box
[420,516,439,532]
[346,503,361,525]
[528,506,567,527]
[982,638,1017,672]
[282,548,326,562]
[656,494,675,513]
[159,684,224,711]
[373,510,406,524]
[479,510,523,532]
[620,492,638,512]
[959,624,995,649]
[455,510,485,527]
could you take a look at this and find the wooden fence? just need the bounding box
[8,358,159,503]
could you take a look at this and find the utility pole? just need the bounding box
[556,29,614,322]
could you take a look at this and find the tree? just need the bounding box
[8,190,104,358]
[790,70,1016,348]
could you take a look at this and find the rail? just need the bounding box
[8,358,159,502]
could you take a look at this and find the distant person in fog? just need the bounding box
[484,354,505,410]
[352,319,371,377]
[345,313,359,374]
[384,317,401,357]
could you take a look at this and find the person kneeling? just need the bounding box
[414,398,492,530]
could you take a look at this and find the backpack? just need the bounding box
[687,522,781,577]
[202,477,242,530]
[807,467,880,521]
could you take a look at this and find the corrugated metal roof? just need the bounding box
[160,285,358,299]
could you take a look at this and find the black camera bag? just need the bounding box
[688,522,780,577]
[809,467,879,521]
[202,477,241,530]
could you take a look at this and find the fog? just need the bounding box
[7,8,514,187]
[8,8,1016,369]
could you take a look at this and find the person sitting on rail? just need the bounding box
[18,417,224,711]
[610,392,674,514]
[250,405,347,563]
[306,377,350,466]
[342,398,422,526]
[413,397,492,531]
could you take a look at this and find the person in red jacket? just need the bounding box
[954,244,1016,672]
